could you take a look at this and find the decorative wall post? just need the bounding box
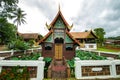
[0,67,2,73]
[110,60,116,77]
[37,57,45,80]
[24,50,26,54]
[11,49,14,56]
[0,57,4,73]
[98,51,101,56]
[75,57,81,79]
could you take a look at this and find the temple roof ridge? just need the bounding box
[46,6,73,31]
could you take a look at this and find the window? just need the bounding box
[66,44,73,51]
[54,29,64,33]
[86,39,96,43]
[45,44,52,50]
[89,45,94,48]
[54,29,65,39]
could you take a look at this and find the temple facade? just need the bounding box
[39,8,80,60]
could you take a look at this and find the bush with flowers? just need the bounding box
[0,66,30,80]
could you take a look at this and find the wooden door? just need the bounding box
[55,44,63,59]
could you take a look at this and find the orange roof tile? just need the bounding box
[70,30,98,39]
[18,32,38,39]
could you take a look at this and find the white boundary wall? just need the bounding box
[0,57,45,80]
[77,43,97,50]
[75,57,120,79]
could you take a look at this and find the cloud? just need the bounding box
[21,0,58,20]
[70,0,120,37]
[18,0,120,37]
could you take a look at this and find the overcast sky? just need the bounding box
[18,0,120,37]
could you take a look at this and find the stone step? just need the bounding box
[54,60,64,66]
[48,57,70,78]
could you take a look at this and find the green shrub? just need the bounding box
[8,39,30,50]
[76,50,107,60]
[67,59,75,77]
[43,57,52,78]
[10,52,41,60]
[28,40,34,46]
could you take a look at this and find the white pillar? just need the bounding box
[98,51,101,56]
[37,59,45,80]
[110,61,116,77]
[75,57,81,79]
[24,50,26,54]
[0,67,2,73]
[11,49,14,56]
[32,48,34,53]
[38,57,44,61]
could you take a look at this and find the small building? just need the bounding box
[39,9,80,60]
[71,30,98,50]
[105,39,120,46]
[18,32,39,41]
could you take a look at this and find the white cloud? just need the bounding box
[17,0,120,37]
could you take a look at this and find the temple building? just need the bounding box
[39,8,80,60]
[71,30,98,50]
[38,7,98,78]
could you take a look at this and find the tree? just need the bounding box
[0,0,18,18]
[94,28,106,47]
[107,36,120,40]
[12,8,27,30]
[85,30,88,32]
[0,18,17,44]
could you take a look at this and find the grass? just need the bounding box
[43,78,120,80]
[43,78,77,80]
[97,47,119,52]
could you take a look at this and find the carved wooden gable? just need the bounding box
[54,16,65,29]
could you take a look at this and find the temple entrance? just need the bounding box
[55,44,63,59]
[54,37,64,43]
[54,37,64,59]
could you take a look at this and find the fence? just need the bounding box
[0,57,45,80]
[75,57,120,79]
[0,48,41,57]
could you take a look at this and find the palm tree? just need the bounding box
[12,8,27,30]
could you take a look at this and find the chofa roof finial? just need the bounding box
[58,3,61,11]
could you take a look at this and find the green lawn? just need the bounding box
[97,47,119,52]
[43,78,120,80]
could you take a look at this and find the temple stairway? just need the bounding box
[47,57,70,79]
